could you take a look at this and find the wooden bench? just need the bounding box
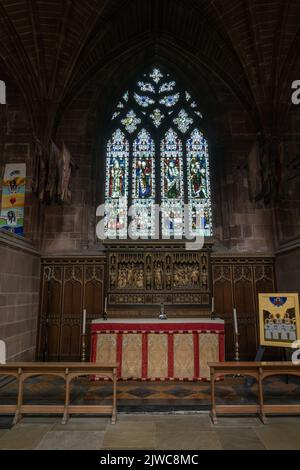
[0,362,118,425]
[209,361,300,424]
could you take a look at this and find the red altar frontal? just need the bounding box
[91,319,225,381]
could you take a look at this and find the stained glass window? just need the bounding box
[104,67,213,240]
[150,109,165,128]
[159,93,180,108]
[187,129,212,237]
[131,129,156,238]
[159,82,176,93]
[138,82,155,93]
[161,129,184,237]
[173,109,193,134]
[134,93,155,108]
[105,129,129,238]
[150,68,163,83]
[121,110,141,134]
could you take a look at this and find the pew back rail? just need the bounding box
[0,362,118,425]
[209,361,300,424]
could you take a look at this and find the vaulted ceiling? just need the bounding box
[1,0,299,137]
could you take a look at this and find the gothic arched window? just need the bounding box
[104,67,213,239]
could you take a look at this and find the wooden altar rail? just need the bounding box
[209,361,300,424]
[0,363,118,425]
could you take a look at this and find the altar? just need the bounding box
[91,318,225,381]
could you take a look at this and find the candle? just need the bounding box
[0,340,6,365]
[82,309,87,335]
[233,308,238,335]
[212,297,214,314]
[104,297,107,313]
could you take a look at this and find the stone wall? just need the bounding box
[276,242,300,296]
[274,116,300,296]
[42,82,97,254]
[0,231,41,361]
[212,131,275,253]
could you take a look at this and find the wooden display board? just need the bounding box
[258,293,300,348]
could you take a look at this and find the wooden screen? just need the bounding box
[212,256,276,360]
[37,258,106,361]
[37,254,276,362]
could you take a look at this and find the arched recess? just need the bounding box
[98,64,214,240]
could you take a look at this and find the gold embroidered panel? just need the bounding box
[96,333,117,363]
[173,333,195,379]
[147,333,168,378]
[199,333,219,379]
[121,333,143,379]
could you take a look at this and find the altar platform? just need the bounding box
[91,318,225,381]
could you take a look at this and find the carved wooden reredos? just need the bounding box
[105,240,213,309]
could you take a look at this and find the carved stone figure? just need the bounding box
[134,269,144,289]
[174,264,189,287]
[118,269,127,289]
[154,263,163,290]
[191,268,199,286]
[127,265,134,286]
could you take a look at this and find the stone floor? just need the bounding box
[1,414,300,450]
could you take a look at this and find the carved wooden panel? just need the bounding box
[84,265,105,355]
[212,265,234,359]
[106,241,212,306]
[38,266,63,360]
[37,257,106,361]
[254,265,275,307]
[61,266,83,359]
[212,256,276,360]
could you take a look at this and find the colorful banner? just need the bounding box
[0,163,26,236]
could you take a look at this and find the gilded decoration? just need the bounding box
[105,241,212,306]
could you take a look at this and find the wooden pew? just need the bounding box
[209,361,300,424]
[0,362,118,425]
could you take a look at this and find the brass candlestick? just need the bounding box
[103,297,108,320]
[233,332,242,377]
[81,333,87,362]
[211,297,215,320]
[159,303,167,320]
[234,332,240,362]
